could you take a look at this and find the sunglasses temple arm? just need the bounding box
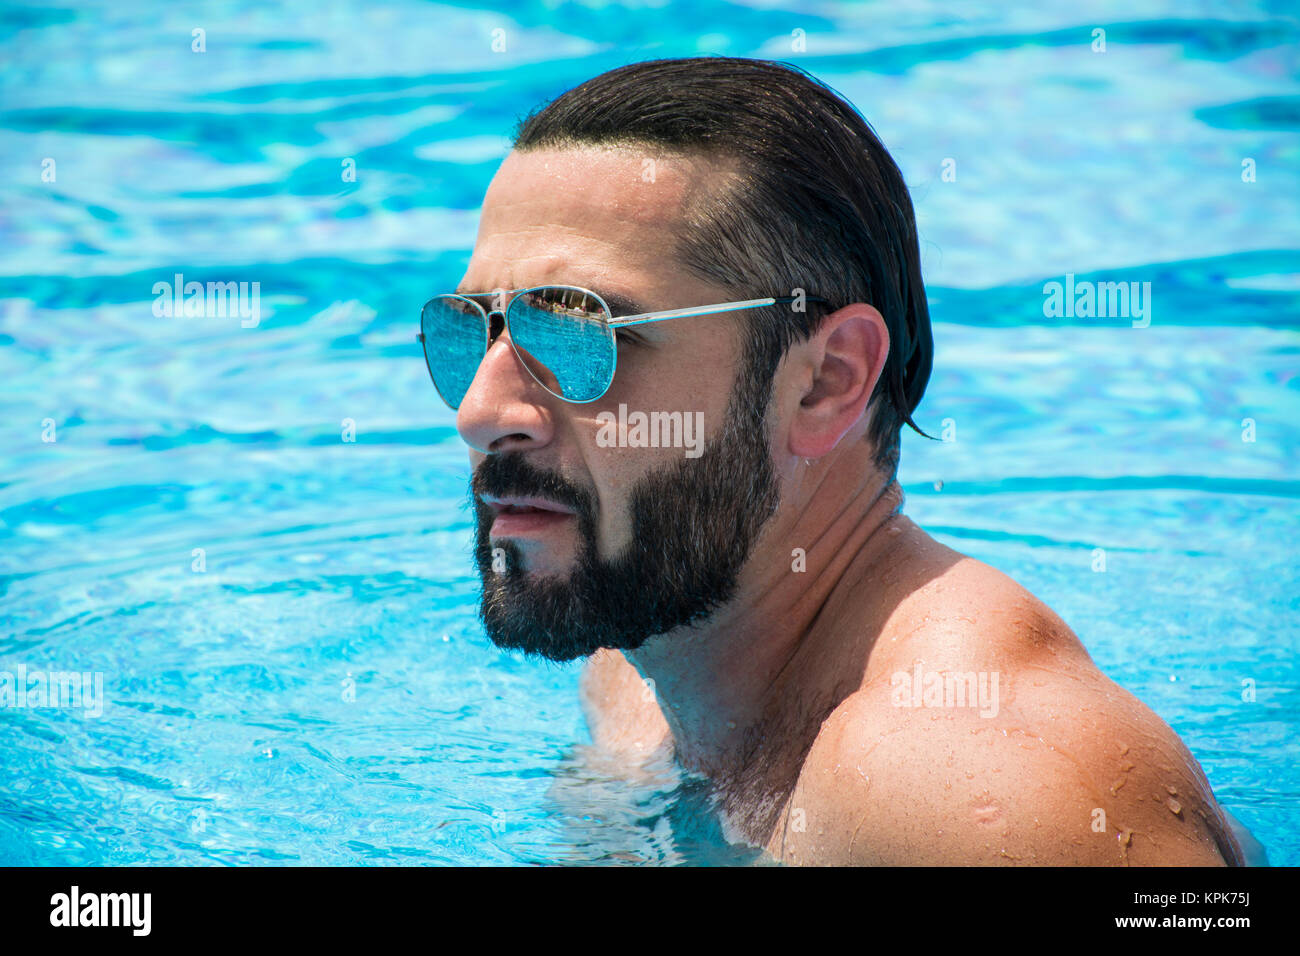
[609,298,777,328]
[608,296,827,328]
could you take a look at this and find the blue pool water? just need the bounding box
[1,1,1297,865]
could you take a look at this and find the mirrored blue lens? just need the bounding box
[421,295,488,409]
[507,288,614,402]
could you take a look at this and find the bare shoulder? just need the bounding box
[777,557,1242,866]
[578,648,673,760]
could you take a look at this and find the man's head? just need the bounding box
[453,56,932,661]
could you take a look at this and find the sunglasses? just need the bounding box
[417,284,828,409]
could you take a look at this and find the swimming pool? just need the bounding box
[1,0,1296,866]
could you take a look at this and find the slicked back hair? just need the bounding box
[511,55,933,475]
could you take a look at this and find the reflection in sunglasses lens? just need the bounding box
[509,288,614,402]
[422,295,488,409]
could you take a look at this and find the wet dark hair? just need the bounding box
[510,55,933,475]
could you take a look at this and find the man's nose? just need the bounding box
[456,312,556,455]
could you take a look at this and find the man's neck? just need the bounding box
[624,451,907,783]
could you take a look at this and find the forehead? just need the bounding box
[463,145,709,291]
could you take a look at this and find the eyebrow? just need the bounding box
[454,285,649,318]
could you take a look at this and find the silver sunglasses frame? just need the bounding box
[417,284,829,408]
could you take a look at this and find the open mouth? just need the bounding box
[481,495,576,537]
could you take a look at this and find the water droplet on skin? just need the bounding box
[1117,828,1133,863]
[1166,797,1183,816]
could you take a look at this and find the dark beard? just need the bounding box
[471,366,781,662]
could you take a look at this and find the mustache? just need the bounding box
[470,451,594,520]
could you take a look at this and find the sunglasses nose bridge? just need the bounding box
[485,308,506,344]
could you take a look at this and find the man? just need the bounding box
[421,56,1244,865]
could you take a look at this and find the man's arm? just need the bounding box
[578,648,673,759]
[781,657,1242,866]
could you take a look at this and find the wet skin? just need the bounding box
[455,145,1244,865]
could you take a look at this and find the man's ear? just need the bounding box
[787,304,889,459]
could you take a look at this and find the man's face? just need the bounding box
[454,146,781,661]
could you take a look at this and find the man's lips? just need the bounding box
[481,494,577,537]
[480,494,577,516]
